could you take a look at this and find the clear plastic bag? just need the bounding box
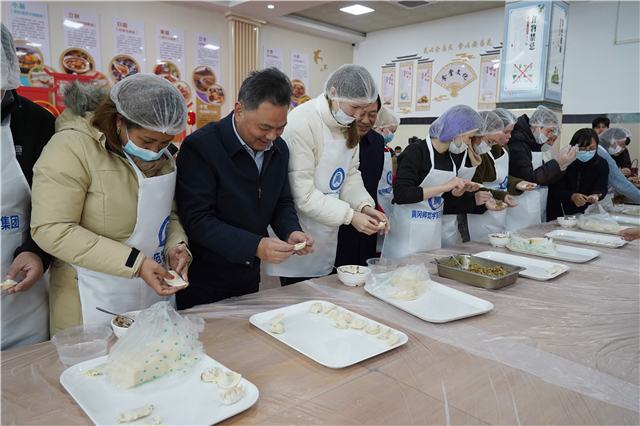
[508,230,556,254]
[578,205,622,233]
[104,301,205,389]
[365,263,430,301]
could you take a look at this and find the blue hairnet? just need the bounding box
[429,105,482,142]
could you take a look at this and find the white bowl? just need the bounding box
[488,233,510,247]
[110,310,141,338]
[557,216,578,228]
[337,265,371,286]
[606,204,625,213]
[51,324,112,366]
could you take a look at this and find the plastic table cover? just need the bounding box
[2,221,639,425]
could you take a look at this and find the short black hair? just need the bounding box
[570,128,599,148]
[395,146,402,151]
[592,116,610,128]
[238,68,292,111]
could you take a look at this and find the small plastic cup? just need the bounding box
[51,324,113,366]
[366,258,399,274]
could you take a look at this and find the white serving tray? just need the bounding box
[578,223,632,235]
[475,251,570,281]
[545,230,627,248]
[249,301,407,369]
[610,215,640,226]
[364,279,493,323]
[623,207,640,216]
[60,355,259,426]
[507,243,600,263]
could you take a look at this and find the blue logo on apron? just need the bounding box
[330,168,346,191]
[428,196,444,210]
[498,176,508,191]
[158,215,170,247]
[386,171,393,186]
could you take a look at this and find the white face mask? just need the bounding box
[331,100,356,126]
[474,140,492,155]
[535,130,549,145]
[540,143,552,152]
[608,144,622,155]
[448,136,468,154]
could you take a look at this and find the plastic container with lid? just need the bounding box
[51,324,113,366]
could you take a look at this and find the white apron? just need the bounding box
[382,140,456,259]
[376,150,394,252]
[265,99,353,278]
[1,117,49,350]
[73,151,176,326]
[505,151,547,230]
[468,147,509,240]
[441,150,476,248]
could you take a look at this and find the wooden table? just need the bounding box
[2,222,639,425]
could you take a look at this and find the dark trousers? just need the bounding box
[279,276,316,286]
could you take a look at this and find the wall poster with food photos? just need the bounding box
[155,25,186,83]
[290,51,310,109]
[110,17,145,85]
[5,1,52,87]
[381,66,395,109]
[397,61,413,108]
[194,33,223,129]
[415,61,432,111]
[61,8,101,76]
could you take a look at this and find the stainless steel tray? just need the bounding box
[430,254,525,290]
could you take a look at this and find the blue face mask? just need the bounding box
[123,127,167,162]
[383,132,394,144]
[577,150,596,162]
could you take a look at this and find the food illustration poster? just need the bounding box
[193,33,222,121]
[195,94,222,129]
[478,55,500,109]
[111,17,145,82]
[6,1,51,85]
[504,3,546,91]
[397,61,413,108]
[61,8,101,74]
[415,62,432,112]
[263,46,284,72]
[381,66,395,109]
[290,51,309,108]
[546,4,567,94]
[156,26,186,80]
[434,62,477,97]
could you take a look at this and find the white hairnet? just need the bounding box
[477,111,504,136]
[376,106,400,129]
[599,127,631,148]
[529,105,559,129]
[1,23,21,91]
[492,108,517,128]
[324,64,378,104]
[429,105,482,142]
[110,73,187,134]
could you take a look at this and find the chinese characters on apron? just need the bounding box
[382,140,456,259]
[73,151,176,327]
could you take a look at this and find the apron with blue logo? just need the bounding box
[382,139,457,259]
[376,150,394,252]
[73,151,176,326]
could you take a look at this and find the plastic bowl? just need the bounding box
[111,310,141,338]
[607,204,625,213]
[557,216,578,228]
[366,258,399,273]
[51,324,112,366]
[488,233,510,247]
[337,265,371,286]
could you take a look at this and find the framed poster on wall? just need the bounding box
[545,1,569,101]
[415,61,432,112]
[478,54,500,109]
[381,65,395,109]
[397,61,413,108]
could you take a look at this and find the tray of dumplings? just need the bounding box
[60,355,258,425]
[249,300,408,369]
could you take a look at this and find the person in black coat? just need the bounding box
[175,69,312,309]
[1,90,54,292]
[335,99,384,267]
[547,129,609,221]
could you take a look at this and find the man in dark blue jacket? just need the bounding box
[176,69,313,309]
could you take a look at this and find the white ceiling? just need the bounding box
[174,1,505,43]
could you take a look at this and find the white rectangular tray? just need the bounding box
[249,301,407,369]
[475,251,570,281]
[60,355,259,426]
[610,215,640,226]
[623,207,640,216]
[545,230,627,248]
[364,279,493,323]
[578,223,632,235]
[507,243,600,263]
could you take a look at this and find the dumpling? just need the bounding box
[350,318,367,330]
[201,366,223,383]
[294,241,306,251]
[269,323,285,334]
[270,313,284,326]
[164,271,188,287]
[339,312,352,323]
[377,328,391,340]
[324,305,336,314]
[365,324,380,335]
[333,320,349,329]
[217,371,242,389]
[326,309,342,321]
[1,279,18,292]
[219,384,244,405]
[309,302,323,313]
[118,404,154,423]
[387,333,401,347]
